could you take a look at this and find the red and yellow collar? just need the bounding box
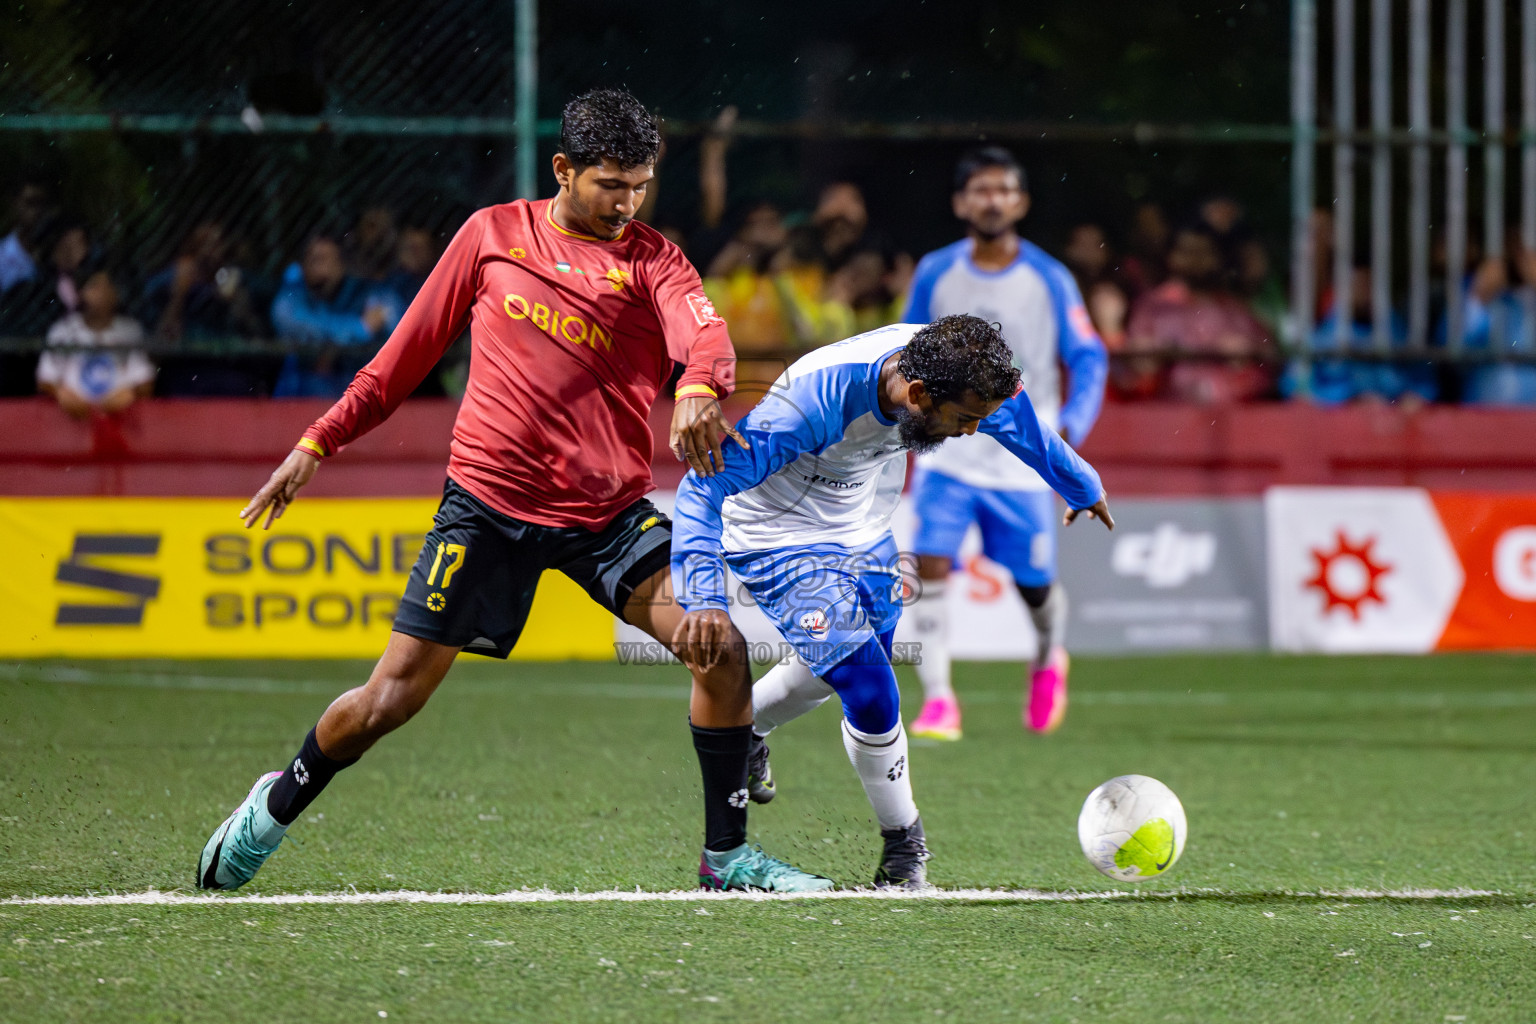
[544,198,628,244]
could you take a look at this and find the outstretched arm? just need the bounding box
[242,211,488,530]
[980,389,1114,530]
[1050,263,1109,446]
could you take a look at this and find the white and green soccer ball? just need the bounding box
[1077,774,1187,882]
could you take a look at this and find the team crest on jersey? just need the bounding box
[798,608,831,639]
[604,268,632,292]
[687,292,726,327]
[509,247,527,259]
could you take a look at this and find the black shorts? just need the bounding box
[393,478,672,658]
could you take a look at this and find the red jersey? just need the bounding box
[298,198,736,530]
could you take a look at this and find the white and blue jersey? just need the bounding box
[903,238,1107,491]
[671,323,1104,674]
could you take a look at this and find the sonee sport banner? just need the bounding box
[0,498,612,659]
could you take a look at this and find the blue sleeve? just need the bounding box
[1461,290,1492,348]
[1296,356,1357,405]
[1279,359,1308,401]
[1392,360,1439,402]
[271,268,378,347]
[1290,317,1347,404]
[1045,261,1108,446]
[901,251,947,324]
[979,389,1104,510]
[367,282,405,336]
[670,365,858,612]
[1382,313,1437,402]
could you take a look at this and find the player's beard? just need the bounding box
[967,212,1013,242]
[567,190,629,238]
[895,408,945,455]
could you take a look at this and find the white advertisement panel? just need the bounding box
[1265,487,1463,653]
[1057,498,1269,652]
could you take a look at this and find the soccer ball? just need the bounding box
[1077,774,1187,882]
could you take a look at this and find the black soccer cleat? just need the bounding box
[747,732,776,804]
[874,816,932,890]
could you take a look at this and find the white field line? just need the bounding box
[4,663,1536,709]
[0,886,1505,908]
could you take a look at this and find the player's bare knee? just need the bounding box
[695,647,752,701]
[361,674,430,736]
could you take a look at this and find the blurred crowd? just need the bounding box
[0,178,451,418]
[4,136,1535,423]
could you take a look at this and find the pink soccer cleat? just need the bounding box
[911,694,962,741]
[1025,646,1070,734]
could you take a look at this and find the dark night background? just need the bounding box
[1,1,1305,269]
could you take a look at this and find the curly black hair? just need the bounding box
[899,314,1021,405]
[559,89,662,172]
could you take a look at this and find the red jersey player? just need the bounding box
[197,90,832,893]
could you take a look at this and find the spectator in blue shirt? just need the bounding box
[0,179,53,294]
[1285,265,1436,406]
[271,235,402,398]
[382,226,436,307]
[1452,236,1536,405]
[143,221,276,396]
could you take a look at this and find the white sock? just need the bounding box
[841,719,918,831]
[752,655,834,736]
[909,578,953,700]
[1028,582,1068,670]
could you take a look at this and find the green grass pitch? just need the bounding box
[2,653,1534,1022]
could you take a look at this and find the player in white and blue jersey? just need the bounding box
[671,315,1111,888]
[903,147,1109,741]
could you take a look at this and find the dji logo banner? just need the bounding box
[1060,499,1268,652]
[1110,524,1217,589]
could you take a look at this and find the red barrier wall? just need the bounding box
[1,397,1533,496]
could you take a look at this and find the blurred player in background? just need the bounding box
[903,147,1108,740]
[198,89,833,894]
[671,316,1112,887]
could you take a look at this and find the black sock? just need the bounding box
[265,727,358,826]
[690,721,752,853]
[1017,583,1051,609]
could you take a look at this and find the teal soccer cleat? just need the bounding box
[698,844,835,892]
[197,771,288,891]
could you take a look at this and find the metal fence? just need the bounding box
[0,0,539,282]
[9,0,1536,394]
[1290,0,1536,363]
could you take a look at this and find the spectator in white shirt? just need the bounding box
[37,262,155,419]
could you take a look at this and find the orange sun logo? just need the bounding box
[1305,531,1392,620]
